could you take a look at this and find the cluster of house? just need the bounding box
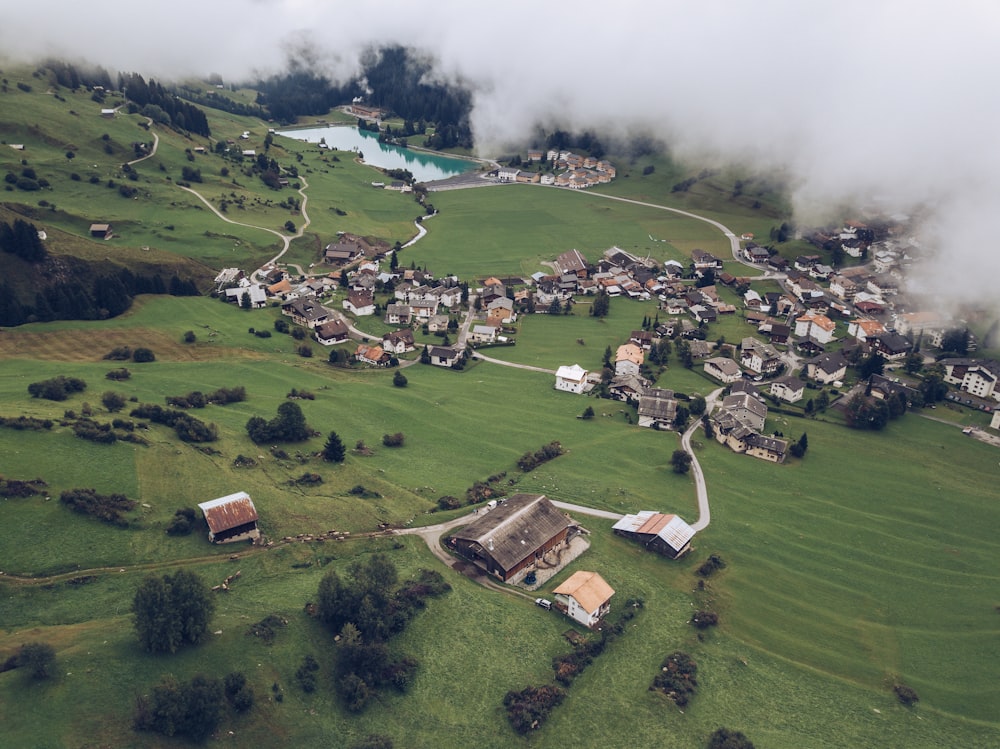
[449,493,696,628]
[496,150,616,190]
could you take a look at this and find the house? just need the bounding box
[384,303,413,325]
[941,358,1000,401]
[630,330,655,350]
[343,290,375,317]
[804,351,848,384]
[382,329,415,354]
[450,494,576,582]
[314,319,349,346]
[770,375,805,403]
[470,324,499,344]
[355,343,391,367]
[869,332,911,360]
[711,411,788,463]
[720,392,768,432]
[615,343,645,376]
[745,433,789,463]
[991,411,1000,431]
[848,318,885,341]
[704,357,743,384]
[100,108,116,118]
[740,337,782,375]
[744,244,771,264]
[552,570,615,628]
[691,249,723,270]
[637,388,678,429]
[426,314,450,333]
[282,298,331,328]
[497,166,520,182]
[555,364,589,394]
[555,249,589,278]
[759,321,791,345]
[214,267,244,291]
[427,345,463,368]
[89,223,112,239]
[224,283,267,308]
[829,275,859,300]
[486,296,516,323]
[612,511,695,559]
[607,374,650,404]
[795,313,836,345]
[197,492,260,544]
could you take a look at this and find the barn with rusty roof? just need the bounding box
[197,492,260,544]
[612,511,695,559]
[450,494,577,582]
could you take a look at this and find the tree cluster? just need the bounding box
[133,674,225,741]
[844,392,907,431]
[0,219,47,262]
[708,727,756,749]
[28,375,86,401]
[315,558,450,712]
[246,401,312,444]
[130,403,218,442]
[166,507,198,536]
[0,475,48,497]
[165,386,246,409]
[132,570,214,653]
[120,72,210,136]
[503,684,566,735]
[517,441,565,472]
[671,449,693,474]
[60,487,136,526]
[2,642,56,680]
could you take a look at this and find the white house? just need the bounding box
[704,357,742,384]
[615,343,644,377]
[343,290,375,316]
[470,324,499,344]
[552,570,615,628]
[224,283,267,308]
[769,375,805,404]
[555,364,589,394]
[795,313,836,345]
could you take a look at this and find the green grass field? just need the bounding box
[1,71,999,748]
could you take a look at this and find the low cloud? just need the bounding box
[4,0,999,315]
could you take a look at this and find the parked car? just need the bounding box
[534,598,552,610]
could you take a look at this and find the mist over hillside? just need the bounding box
[3,0,1000,314]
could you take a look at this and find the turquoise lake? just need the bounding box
[275,125,477,182]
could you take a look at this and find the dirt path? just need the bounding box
[127,118,159,165]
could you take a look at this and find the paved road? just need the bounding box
[683,387,724,532]
[551,501,623,520]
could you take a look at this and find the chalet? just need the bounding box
[343,290,375,317]
[794,255,821,271]
[384,303,413,325]
[470,324,499,344]
[740,337,782,376]
[267,278,293,298]
[197,492,260,544]
[282,298,330,328]
[767,255,789,272]
[612,512,695,559]
[704,357,743,384]
[427,345,463,368]
[847,318,885,341]
[770,375,805,404]
[744,244,771,264]
[829,275,859,300]
[426,314,450,333]
[486,296,516,323]
[759,321,791,345]
[663,259,685,278]
[324,242,364,264]
[711,412,787,463]
[451,494,576,583]
[355,343,391,367]
[637,388,678,429]
[615,343,645,376]
[607,373,649,404]
[941,358,1000,401]
[100,108,116,118]
[795,313,836,345]
[690,304,717,324]
[382,329,415,354]
[721,392,768,431]
[553,570,615,628]
[869,332,911,361]
[555,364,589,394]
[314,319,349,346]
[804,351,848,384]
[349,103,385,119]
[691,249,723,270]
[630,330,655,350]
[89,223,112,239]
[809,264,834,281]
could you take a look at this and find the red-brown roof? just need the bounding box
[197,492,258,534]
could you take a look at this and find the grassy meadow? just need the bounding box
[1,70,999,748]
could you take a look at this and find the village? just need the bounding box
[203,214,1000,632]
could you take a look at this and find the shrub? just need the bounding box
[60,487,136,526]
[696,554,727,578]
[15,642,56,680]
[28,375,87,401]
[224,672,254,713]
[72,418,117,444]
[0,476,47,497]
[105,368,131,381]
[691,610,719,629]
[132,347,155,363]
[103,346,132,360]
[246,401,311,444]
[274,318,289,333]
[246,614,287,645]
[166,507,197,536]
[382,432,405,447]
[503,684,566,734]
[894,683,920,706]
[651,651,698,706]
[133,674,224,741]
[436,495,462,511]
[297,344,313,357]
[517,441,564,472]
[393,370,408,387]
[295,655,320,693]
[182,330,196,343]
[254,329,272,338]
[291,327,306,340]
[102,391,127,412]
[708,727,756,749]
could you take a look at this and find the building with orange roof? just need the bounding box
[795,312,836,344]
[553,570,615,628]
[612,511,695,559]
[615,343,644,376]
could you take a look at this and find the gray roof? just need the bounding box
[451,494,573,572]
[638,389,677,421]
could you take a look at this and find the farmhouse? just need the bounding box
[355,343,391,367]
[450,494,577,583]
[611,511,695,559]
[555,248,589,277]
[555,364,589,394]
[197,492,260,544]
[282,298,331,328]
[343,290,376,316]
[553,570,615,628]
[637,388,678,429]
[381,329,415,354]
[224,283,267,308]
[314,319,349,346]
[615,343,644,376]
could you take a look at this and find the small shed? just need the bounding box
[89,223,112,239]
[197,492,260,544]
[553,570,615,628]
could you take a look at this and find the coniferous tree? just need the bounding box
[322,431,346,463]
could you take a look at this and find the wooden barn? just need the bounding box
[197,492,260,544]
[611,511,695,559]
[450,494,576,582]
